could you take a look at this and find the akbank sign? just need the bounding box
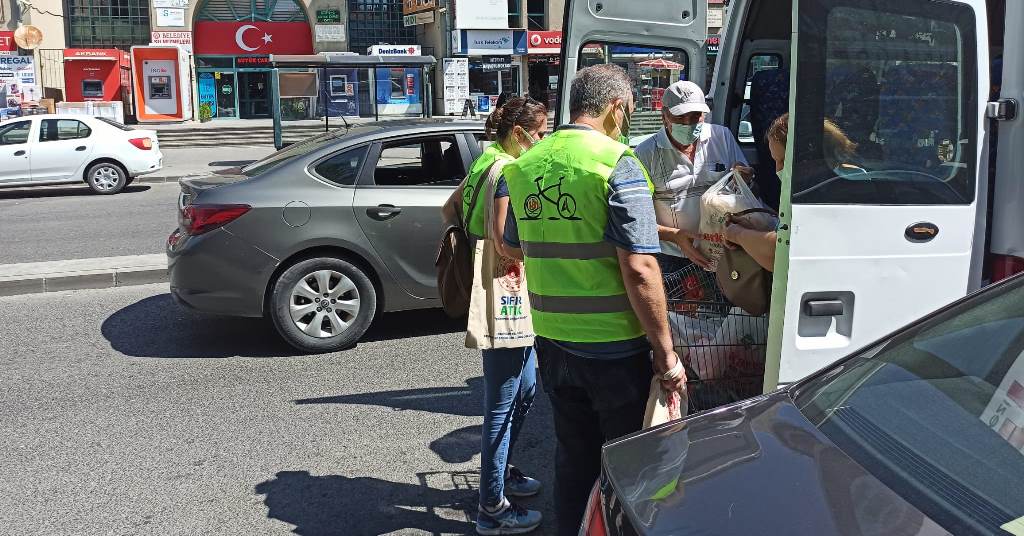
[451,30,527,56]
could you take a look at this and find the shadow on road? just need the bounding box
[254,470,475,535]
[430,425,483,464]
[0,184,151,200]
[295,376,484,417]
[101,294,464,359]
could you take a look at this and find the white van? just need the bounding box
[558,0,1022,389]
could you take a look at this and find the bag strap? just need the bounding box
[481,160,507,237]
[729,207,778,219]
[460,167,490,229]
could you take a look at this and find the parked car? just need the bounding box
[167,119,486,352]
[581,273,1024,536]
[0,114,162,194]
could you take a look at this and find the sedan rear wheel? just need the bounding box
[87,162,127,194]
[270,257,377,353]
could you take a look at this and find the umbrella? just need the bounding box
[638,58,685,70]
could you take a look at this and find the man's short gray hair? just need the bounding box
[569,63,633,119]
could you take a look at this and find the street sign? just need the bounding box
[316,9,341,23]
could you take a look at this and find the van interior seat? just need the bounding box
[825,64,881,160]
[878,63,959,171]
[749,68,791,209]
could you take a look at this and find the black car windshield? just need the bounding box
[240,128,351,177]
[794,278,1024,535]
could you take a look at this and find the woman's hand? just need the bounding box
[672,229,711,270]
[732,164,756,183]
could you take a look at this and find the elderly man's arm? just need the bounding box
[606,156,684,392]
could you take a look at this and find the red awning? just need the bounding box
[638,58,684,70]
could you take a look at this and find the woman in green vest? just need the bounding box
[464,96,550,535]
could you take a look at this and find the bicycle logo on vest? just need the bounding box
[521,177,580,221]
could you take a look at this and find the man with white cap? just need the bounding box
[635,80,753,272]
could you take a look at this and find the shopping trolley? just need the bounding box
[663,263,769,414]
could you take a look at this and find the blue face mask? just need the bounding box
[671,121,703,146]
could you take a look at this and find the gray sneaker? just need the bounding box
[504,466,542,498]
[476,500,542,535]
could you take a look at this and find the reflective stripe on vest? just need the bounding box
[463,143,512,239]
[519,241,616,260]
[527,292,633,314]
[503,128,653,343]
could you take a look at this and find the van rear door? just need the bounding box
[768,0,989,385]
[558,0,708,126]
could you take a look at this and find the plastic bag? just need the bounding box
[697,171,775,272]
[705,308,769,379]
[643,376,685,428]
[669,311,724,380]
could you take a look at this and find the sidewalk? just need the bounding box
[0,255,167,297]
[137,145,277,184]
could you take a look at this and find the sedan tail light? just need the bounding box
[579,481,608,536]
[129,137,153,150]
[180,204,251,236]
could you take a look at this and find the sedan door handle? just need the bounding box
[804,299,845,317]
[13,150,26,156]
[367,204,402,221]
[75,145,87,151]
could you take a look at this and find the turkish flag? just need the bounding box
[194,22,314,55]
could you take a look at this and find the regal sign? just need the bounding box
[193,22,313,55]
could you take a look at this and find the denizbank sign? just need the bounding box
[367,45,422,56]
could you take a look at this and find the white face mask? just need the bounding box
[514,127,537,154]
[670,121,703,146]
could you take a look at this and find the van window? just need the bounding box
[580,43,689,138]
[791,1,977,205]
[740,54,784,144]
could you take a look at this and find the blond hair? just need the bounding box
[765,113,857,165]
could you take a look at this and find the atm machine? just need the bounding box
[130,45,192,122]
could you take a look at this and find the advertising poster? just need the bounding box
[0,55,40,106]
[198,72,217,116]
[443,57,469,115]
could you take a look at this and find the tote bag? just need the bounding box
[464,164,535,350]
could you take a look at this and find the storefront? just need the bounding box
[193,20,314,119]
[451,29,526,113]
[526,31,561,110]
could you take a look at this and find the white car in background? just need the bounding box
[0,114,163,194]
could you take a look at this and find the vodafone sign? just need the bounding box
[527,31,561,55]
[194,22,313,55]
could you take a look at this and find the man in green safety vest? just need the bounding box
[501,63,686,536]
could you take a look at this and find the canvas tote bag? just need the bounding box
[464,164,535,350]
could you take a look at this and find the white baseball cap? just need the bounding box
[662,81,711,117]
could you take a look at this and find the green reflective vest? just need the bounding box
[503,128,653,343]
[463,142,514,239]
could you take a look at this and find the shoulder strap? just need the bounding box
[730,207,779,218]
[461,163,492,229]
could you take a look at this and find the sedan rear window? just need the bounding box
[794,279,1024,535]
[242,129,351,177]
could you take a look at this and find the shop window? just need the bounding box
[314,145,368,186]
[527,0,545,30]
[66,0,151,47]
[374,136,464,187]
[39,120,92,142]
[0,121,31,145]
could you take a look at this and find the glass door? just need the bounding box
[238,71,271,119]
[215,72,237,118]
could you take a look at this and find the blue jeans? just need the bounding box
[479,345,538,507]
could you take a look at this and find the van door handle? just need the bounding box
[75,145,87,151]
[367,204,402,221]
[804,299,845,317]
[14,150,25,156]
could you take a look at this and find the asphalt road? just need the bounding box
[0,182,180,264]
[0,146,275,265]
[0,284,557,535]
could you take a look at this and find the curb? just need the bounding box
[0,255,168,298]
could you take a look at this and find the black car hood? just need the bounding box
[601,392,950,535]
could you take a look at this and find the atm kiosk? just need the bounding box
[130,45,193,122]
[62,49,133,121]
